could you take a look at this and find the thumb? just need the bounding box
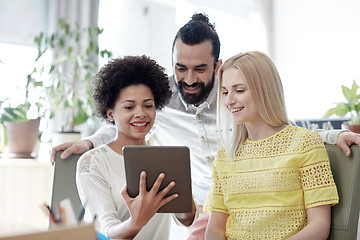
[121,185,131,202]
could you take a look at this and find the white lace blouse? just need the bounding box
[76,144,172,239]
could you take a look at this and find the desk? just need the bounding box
[0,157,53,231]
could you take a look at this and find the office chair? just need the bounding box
[326,144,360,240]
[50,151,83,224]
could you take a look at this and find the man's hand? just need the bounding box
[50,140,93,165]
[336,131,360,157]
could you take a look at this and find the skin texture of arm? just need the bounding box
[205,211,228,240]
[287,205,331,240]
[174,198,197,226]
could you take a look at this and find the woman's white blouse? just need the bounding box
[76,144,171,239]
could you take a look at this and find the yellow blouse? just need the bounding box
[204,125,338,240]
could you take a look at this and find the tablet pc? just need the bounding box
[122,145,192,213]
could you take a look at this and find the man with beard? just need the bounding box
[51,13,360,239]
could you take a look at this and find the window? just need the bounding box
[0,43,38,105]
[0,0,48,113]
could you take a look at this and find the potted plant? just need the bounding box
[323,80,360,133]
[34,19,112,144]
[0,72,47,158]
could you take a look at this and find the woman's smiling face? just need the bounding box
[107,84,156,141]
[221,67,260,125]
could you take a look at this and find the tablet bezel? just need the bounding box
[122,145,193,213]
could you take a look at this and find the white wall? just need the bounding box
[98,0,177,73]
[99,0,360,123]
[0,0,48,46]
[98,0,268,75]
[273,0,360,121]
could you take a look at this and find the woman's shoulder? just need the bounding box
[80,144,110,160]
[288,125,324,149]
[77,145,115,173]
[289,125,322,139]
[215,147,231,162]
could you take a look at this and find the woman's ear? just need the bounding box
[107,109,114,122]
[215,59,223,76]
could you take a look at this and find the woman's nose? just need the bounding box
[134,107,146,118]
[224,92,235,107]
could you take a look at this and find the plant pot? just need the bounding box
[3,118,41,158]
[52,131,82,147]
[342,124,360,134]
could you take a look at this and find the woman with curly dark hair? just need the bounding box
[76,55,196,240]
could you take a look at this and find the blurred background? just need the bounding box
[1,0,360,235]
[1,0,360,134]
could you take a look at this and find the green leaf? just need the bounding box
[30,18,113,131]
[67,46,73,54]
[75,32,80,42]
[342,85,352,102]
[33,81,43,87]
[0,123,8,146]
[100,49,113,58]
[355,103,360,113]
[0,105,29,123]
[73,102,88,126]
[323,103,350,118]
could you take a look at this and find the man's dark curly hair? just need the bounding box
[92,55,172,124]
[172,13,221,64]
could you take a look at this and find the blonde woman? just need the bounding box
[205,51,338,240]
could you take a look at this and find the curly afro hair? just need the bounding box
[92,55,172,124]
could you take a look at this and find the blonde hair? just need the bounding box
[217,51,289,158]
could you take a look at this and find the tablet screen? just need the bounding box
[122,145,193,213]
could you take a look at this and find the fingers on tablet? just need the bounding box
[139,171,147,193]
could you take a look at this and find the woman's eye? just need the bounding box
[124,106,134,110]
[145,104,154,108]
[236,89,245,93]
[221,91,228,95]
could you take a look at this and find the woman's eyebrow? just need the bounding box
[221,83,246,89]
[121,99,135,104]
[121,98,154,104]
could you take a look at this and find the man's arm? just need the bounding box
[316,129,360,157]
[315,129,343,145]
[84,124,117,148]
[50,124,117,164]
[174,197,198,227]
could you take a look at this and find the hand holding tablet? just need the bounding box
[122,146,193,213]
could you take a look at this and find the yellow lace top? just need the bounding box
[204,125,339,240]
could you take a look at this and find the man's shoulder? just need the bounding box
[165,75,184,109]
[168,75,177,91]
